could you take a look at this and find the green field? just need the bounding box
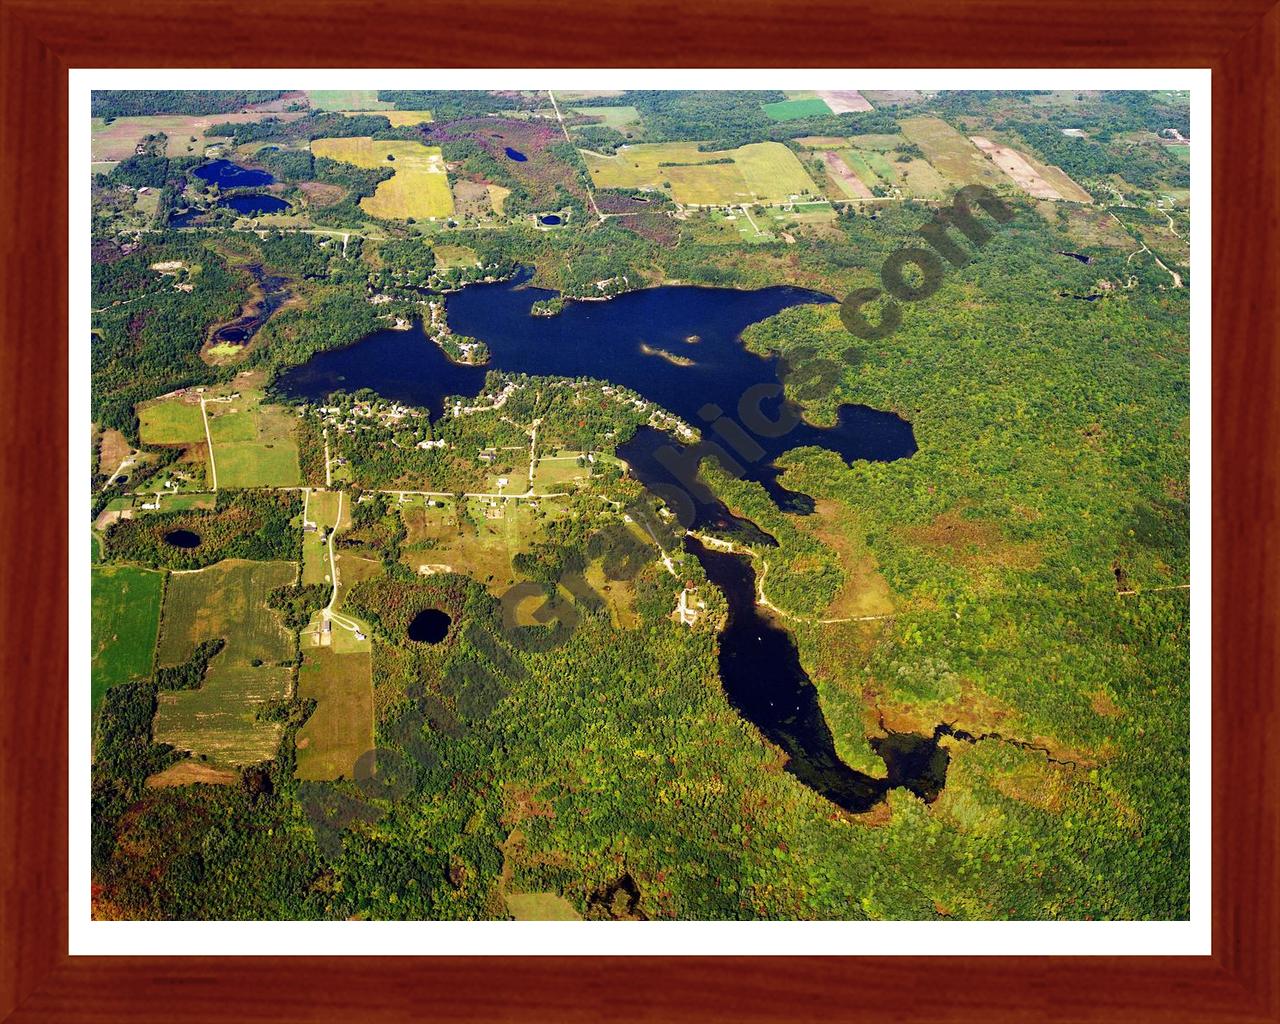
[216,442,301,488]
[152,559,296,766]
[138,398,205,446]
[205,397,301,488]
[294,648,373,781]
[91,565,164,712]
[583,141,821,205]
[311,137,454,219]
[761,97,832,121]
[306,90,394,111]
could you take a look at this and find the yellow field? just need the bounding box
[311,137,454,220]
[583,141,822,206]
[898,116,1009,188]
[340,110,433,126]
[295,647,373,781]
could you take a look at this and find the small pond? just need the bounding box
[504,147,528,162]
[163,529,202,549]
[194,160,274,188]
[539,214,562,225]
[407,609,452,644]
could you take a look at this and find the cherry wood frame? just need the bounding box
[2,1,1275,1019]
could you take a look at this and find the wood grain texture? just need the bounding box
[1,0,1275,1020]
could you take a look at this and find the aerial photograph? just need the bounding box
[88,86,1191,922]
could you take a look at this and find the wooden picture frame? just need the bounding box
[2,1,1274,1019]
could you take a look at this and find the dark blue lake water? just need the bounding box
[219,194,291,216]
[276,269,915,519]
[505,147,528,161]
[194,160,274,188]
[539,214,562,225]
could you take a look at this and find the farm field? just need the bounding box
[817,90,872,113]
[969,136,1092,202]
[821,151,873,198]
[899,116,1010,188]
[847,134,909,151]
[153,664,291,766]
[152,559,296,766]
[363,110,433,126]
[294,648,373,781]
[761,97,832,121]
[583,141,821,206]
[138,396,205,446]
[311,137,454,220]
[835,150,883,192]
[306,90,393,110]
[205,389,301,488]
[91,565,164,712]
[399,498,549,594]
[156,559,295,668]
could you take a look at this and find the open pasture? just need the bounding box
[899,116,1009,188]
[92,565,164,712]
[311,137,454,220]
[584,141,820,206]
[138,395,205,446]
[303,489,341,585]
[294,648,374,781]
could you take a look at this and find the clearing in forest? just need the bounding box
[583,141,821,205]
[570,105,641,130]
[311,137,454,219]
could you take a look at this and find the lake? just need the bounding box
[277,269,915,520]
[686,535,950,813]
[194,159,275,188]
[219,194,291,216]
[504,147,528,161]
